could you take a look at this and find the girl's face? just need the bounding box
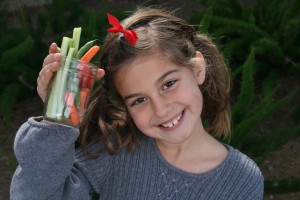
[114,52,206,145]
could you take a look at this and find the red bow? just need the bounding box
[107,13,138,46]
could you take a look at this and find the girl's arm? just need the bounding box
[10,117,96,200]
[11,42,107,199]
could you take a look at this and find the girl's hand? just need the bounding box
[37,43,105,103]
[37,42,62,102]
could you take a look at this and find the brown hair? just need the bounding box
[77,7,231,157]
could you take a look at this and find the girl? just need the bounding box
[10,7,264,200]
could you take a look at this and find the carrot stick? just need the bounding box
[78,45,99,89]
[69,105,80,126]
[79,88,90,116]
[65,92,80,126]
[80,45,100,63]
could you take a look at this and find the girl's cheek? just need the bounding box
[129,109,141,124]
[130,109,149,129]
[131,116,145,132]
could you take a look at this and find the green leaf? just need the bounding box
[231,88,298,146]
[212,16,268,38]
[232,49,255,121]
[0,83,27,121]
[198,7,213,33]
[1,36,34,65]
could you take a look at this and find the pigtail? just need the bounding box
[192,34,232,137]
[78,85,136,157]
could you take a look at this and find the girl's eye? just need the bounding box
[162,80,177,91]
[131,97,147,106]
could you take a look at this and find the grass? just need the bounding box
[265,179,300,194]
[0,147,17,171]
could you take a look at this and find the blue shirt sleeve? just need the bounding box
[10,117,96,200]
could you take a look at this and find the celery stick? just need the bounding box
[56,47,75,118]
[45,37,72,118]
[64,107,70,119]
[71,76,80,108]
[72,27,82,55]
[45,28,83,122]
[45,75,58,118]
[60,37,72,56]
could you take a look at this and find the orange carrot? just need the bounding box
[78,45,99,89]
[65,92,80,126]
[80,45,100,63]
[79,88,90,116]
[69,106,80,126]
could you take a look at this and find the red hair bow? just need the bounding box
[107,13,138,46]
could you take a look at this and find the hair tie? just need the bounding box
[107,13,138,46]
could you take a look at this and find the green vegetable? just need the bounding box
[45,36,73,118]
[45,27,81,119]
[76,39,97,59]
[44,27,99,126]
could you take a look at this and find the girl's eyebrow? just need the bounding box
[123,69,179,101]
[156,69,179,85]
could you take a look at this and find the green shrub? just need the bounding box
[192,0,300,75]
[191,0,300,150]
[265,178,300,194]
[0,30,39,121]
[0,0,110,121]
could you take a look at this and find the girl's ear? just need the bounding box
[192,51,206,85]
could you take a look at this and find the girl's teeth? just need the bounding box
[173,120,178,125]
[161,112,182,128]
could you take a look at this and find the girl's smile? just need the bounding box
[159,110,184,130]
[115,52,206,146]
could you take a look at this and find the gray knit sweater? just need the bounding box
[10,117,264,200]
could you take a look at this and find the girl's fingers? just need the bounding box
[40,60,59,79]
[37,63,59,102]
[49,42,58,54]
[39,54,61,87]
[96,68,105,80]
[42,53,62,69]
[40,52,62,81]
[38,62,59,85]
[37,69,54,102]
[42,42,61,70]
[37,43,62,102]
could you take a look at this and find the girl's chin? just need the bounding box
[155,134,191,145]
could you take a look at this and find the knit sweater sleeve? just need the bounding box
[10,117,108,200]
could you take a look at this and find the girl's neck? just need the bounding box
[155,131,228,174]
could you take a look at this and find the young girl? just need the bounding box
[10,7,264,200]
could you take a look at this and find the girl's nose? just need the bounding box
[151,96,171,118]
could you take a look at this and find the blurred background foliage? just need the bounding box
[0,0,300,197]
[190,0,300,158]
[190,0,300,195]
